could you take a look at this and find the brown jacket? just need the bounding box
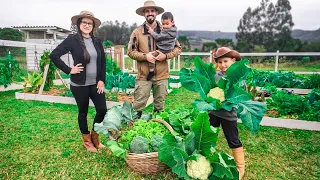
[127,21,182,81]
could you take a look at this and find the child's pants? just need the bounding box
[209,114,242,148]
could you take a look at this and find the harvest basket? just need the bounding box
[125,119,175,174]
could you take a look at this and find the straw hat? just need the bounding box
[212,47,242,62]
[71,10,101,27]
[136,1,164,16]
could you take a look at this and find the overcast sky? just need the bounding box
[1,0,319,32]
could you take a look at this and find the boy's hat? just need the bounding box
[212,47,241,62]
[136,1,164,16]
[71,10,101,27]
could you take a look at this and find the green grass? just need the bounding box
[251,62,320,72]
[1,88,320,179]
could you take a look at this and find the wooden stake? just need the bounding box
[38,64,49,95]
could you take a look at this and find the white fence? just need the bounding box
[124,51,320,74]
[1,39,319,74]
[0,39,72,71]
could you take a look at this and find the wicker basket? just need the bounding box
[125,119,174,174]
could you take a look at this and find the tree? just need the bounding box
[201,42,217,52]
[236,0,295,52]
[177,35,191,51]
[0,28,24,41]
[0,28,25,56]
[70,23,77,34]
[215,38,235,48]
[96,21,137,45]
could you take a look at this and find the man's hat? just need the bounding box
[136,1,164,16]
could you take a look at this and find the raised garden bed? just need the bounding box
[15,87,172,108]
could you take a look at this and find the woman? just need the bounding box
[50,10,106,153]
[210,47,245,179]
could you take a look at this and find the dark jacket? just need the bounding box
[49,34,106,85]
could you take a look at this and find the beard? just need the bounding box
[146,16,155,24]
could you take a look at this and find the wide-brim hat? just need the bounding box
[71,10,101,27]
[136,1,164,16]
[212,47,242,62]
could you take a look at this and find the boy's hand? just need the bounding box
[148,27,154,34]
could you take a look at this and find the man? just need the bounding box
[127,0,181,117]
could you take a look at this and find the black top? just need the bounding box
[49,34,106,85]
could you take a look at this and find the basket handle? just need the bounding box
[150,119,175,135]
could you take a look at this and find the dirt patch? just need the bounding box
[266,109,278,117]
[42,88,67,96]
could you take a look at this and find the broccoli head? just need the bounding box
[129,136,149,154]
[150,134,163,152]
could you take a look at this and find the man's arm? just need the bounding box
[127,29,147,61]
[165,40,182,59]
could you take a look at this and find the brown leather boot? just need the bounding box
[232,147,245,179]
[82,134,98,153]
[91,130,105,149]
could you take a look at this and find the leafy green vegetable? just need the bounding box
[180,57,266,133]
[155,106,198,135]
[94,101,138,136]
[158,112,238,180]
[129,136,149,154]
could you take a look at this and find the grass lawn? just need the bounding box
[1,88,320,179]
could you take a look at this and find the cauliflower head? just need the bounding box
[187,154,212,180]
[207,87,225,102]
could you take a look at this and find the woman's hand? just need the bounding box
[97,80,104,94]
[70,64,84,74]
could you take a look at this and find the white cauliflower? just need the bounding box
[187,154,212,180]
[207,87,225,102]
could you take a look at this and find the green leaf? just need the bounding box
[171,148,192,180]
[94,106,122,136]
[193,56,217,88]
[237,100,267,133]
[209,153,238,180]
[225,59,251,87]
[190,112,218,157]
[184,132,195,155]
[193,99,215,111]
[122,101,138,123]
[180,68,211,99]
[217,76,230,91]
[106,140,127,158]
[222,101,236,112]
[226,85,252,104]
[158,134,182,167]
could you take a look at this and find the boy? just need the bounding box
[210,47,245,179]
[147,11,177,80]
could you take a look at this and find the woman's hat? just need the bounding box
[136,1,164,16]
[71,10,101,27]
[212,47,242,62]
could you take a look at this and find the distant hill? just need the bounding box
[178,28,320,49]
[292,28,320,42]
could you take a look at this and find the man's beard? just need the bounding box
[146,16,155,24]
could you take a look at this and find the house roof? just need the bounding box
[12,26,71,33]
